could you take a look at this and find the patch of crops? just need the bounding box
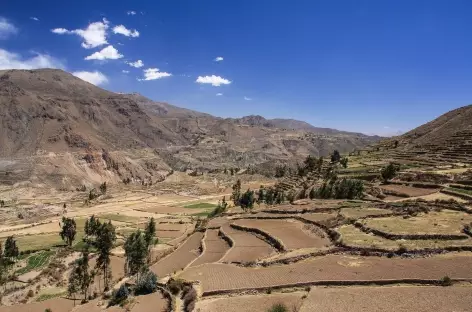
[16,250,55,275]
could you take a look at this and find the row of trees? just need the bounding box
[0,237,19,290]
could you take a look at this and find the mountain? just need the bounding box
[0,69,380,188]
[369,104,472,165]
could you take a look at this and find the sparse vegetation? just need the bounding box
[267,303,288,312]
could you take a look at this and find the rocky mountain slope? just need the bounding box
[0,69,380,188]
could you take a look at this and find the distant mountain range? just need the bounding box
[0,69,381,187]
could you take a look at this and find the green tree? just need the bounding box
[84,215,101,239]
[265,187,275,205]
[317,157,324,173]
[304,155,317,172]
[257,186,265,206]
[331,150,341,163]
[144,218,156,264]
[60,217,77,247]
[231,179,242,206]
[69,250,94,302]
[381,163,400,182]
[124,230,148,277]
[240,189,255,211]
[309,187,316,200]
[4,236,19,260]
[340,157,348,168]
[95,221,116,291]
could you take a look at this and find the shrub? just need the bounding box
[315,179,364,199]
[109,285,129,306]
[27,289,34,297]
[381,163,400,182]
[267,303,288,312]
[266,288,272,294]
[440,276,452,286]
[167,279,185,295]
[182,287,197,312]
[135,271,158,295]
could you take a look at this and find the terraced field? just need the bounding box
[179,253,472,294]
[362,210,472,236]
[150,232,203,277]
[191,229,230,266]
[379,184,439,197]
[232,219,331,250]
[196,292,305,312]
[129,292,168,312]
[219,224,275,263]
[300,286,472,312]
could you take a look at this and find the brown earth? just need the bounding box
[300,286,472,312]
[196,292,305,312]
[219,224,275,263]
[0,298,75,312]
[129,292,168,312]
[379,185,439,197]
[191,229,230,266]
[179,253,472,293]
[232,219,331,250]
[150,232,203,277]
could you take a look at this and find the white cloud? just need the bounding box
[139,68,172,81]
[216,93,223,96]
[30,17,39,21]
[0,48,64,70]
[0,17,18,39]
[244,96,252,101]
[127,11,136,15]
[126,59,143,68]
[84,45,123,61]
[122,70,129,74]
[72,71,108,86]
[195,75,231,86]
[214,56,223,62]
[113,25,139,37]
[51,18,109,49]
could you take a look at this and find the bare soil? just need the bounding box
[232,219,331,250]
[130,292,168,312]
[0,298,75,312]
[179,253,472,293]
[191,229,230,266]
[219,224,275,263]
[380,184,439,197]
[300,286,472,312]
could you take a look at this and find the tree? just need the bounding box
[257,186,265,206]
[265,187,275,205]
[144,218,156,264]
[124,230,148,276]
[317,157,324,173]
[4,236,19,260]
[231,179,242,206]
[0,200,4,207]
[135,270,158,295]
[60,217,77,247]
[394,140,399,148]
[287,191,295,204]
[340,157,348,168]
[95,221,116,291]
[230,168,234,176]
[240,189,255,211]
[304,155,317,172]
[69,250,94,302]
[84,215,101,239]
[381,163,400,182]
[274,165,286,178]
[309,188,316,200]
[331,150,341,163]
[99,182,107,194]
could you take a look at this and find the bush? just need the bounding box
[27,289,34,297]
[135,270,158,295]
[267,303,288,312]
[182,287,197,312]
[315,179,364,199]
[381,163,400,182]
[109,285,129,306]
[167,279,186,295]
[440,276,452,286]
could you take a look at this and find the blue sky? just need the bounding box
[1,0,472,136]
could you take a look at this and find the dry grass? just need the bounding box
[363,210,472,235]
[340,207,393,219]
[380,185,438,197]
[338,225,472,250]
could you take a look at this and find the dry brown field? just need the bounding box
[191,229,230,266]
[150,232,203,277]
[195,292,305,312]
[380,184,439,197]
[232,219,331,250]
[219,224,275,263]
[129,292,168,312]
[300,286,472,312]
[179,253,472,293]
[340,207,394,219]
[0,298,75,312]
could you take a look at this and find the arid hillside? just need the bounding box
[0,69,379,188]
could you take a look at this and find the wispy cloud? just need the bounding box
[113,25,139,37]
[30,17,39,21]
[139,68,172,81]
[51,18,109,49]
[127,11,136,15]
[126,59,144,68]
[0,17,18,39]
[84,45,123,60]
[0,48,64,70]
[195,75,231,86]
[214,56,223,62]
[216,93,223,96]
[72,71,108,86]
[244,96,252,101]
[122,70,129,74]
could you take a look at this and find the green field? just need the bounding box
[15,250,55,275]
[184,202,217,209]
